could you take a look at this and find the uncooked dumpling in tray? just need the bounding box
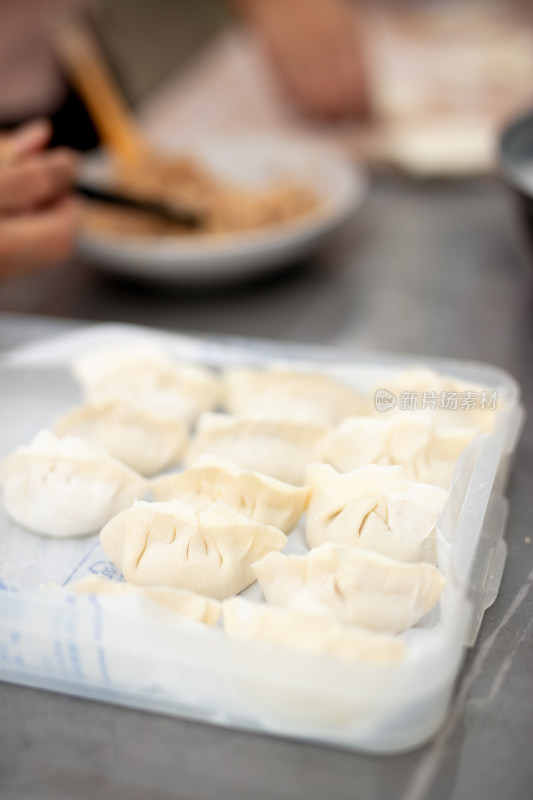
[100,499,287,600]
[305,463,447,563]
[429,426,481,487]
[186,412,330,486]
[223,597,406,663]
[252,543,445,634]
[55,396,188,476]
[0,430,148,538]
[151,456,309,533]
[72,342,221,426]
[72,575,221,626]
[223,366,366,423]
[318,413,478,488]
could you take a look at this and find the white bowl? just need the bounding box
[77,135,367,285]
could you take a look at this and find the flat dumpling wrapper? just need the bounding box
[224,366,366,424]
[305,463,447,564]
[72,342,220,426]
[252,543,445,634]
[100,500,287,600]
[152,456,309,533]
[186,413,330,486]
[0,430,147,538]
[223,597,406,664]
[319,414,477,489]
[72,575,221,626]
[55,397,188,476]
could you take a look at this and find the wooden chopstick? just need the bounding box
[52,17,147,163]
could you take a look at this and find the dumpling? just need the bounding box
[186,413,330,486]
[429,426,481,486]
[72,575,221,626]
[100,500,287,600]
[305,463,447,563]
[224,366,366,424]
[73,340,171,388]
[0,430,147,538]
[55,396,188,476]
[151,456,309,533]
[431,426,479,459]
[318,414,477,489]
[318,414,430,476]
[223,597,406,663]
[252,543,445,634]
[72,342,220,426]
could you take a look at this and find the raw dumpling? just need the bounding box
[224,366,366,424]
[55,396,188,476]
[319,414,431,478]
[223,597,406,663]
[373,366,497,432]
[72,575,221,626]
[429,426,481,487]
[0,430,147,538]
[305,463,447,563]
[73,340,170,387]
[252,543,445,633]
[186,413,330,486]
[318,414,477,489]
[72,342,220,426]
[100,500,287,600]
[152,456,309,533]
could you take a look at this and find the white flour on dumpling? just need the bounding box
[0,430,148,537]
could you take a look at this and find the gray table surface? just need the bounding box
[0,177,532,800]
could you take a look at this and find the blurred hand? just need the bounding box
[239,0,369,120]
[0,119,81,278]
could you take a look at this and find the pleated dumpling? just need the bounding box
[151,456,309,533]
[72,575,221,626]
[319,414,432,477]
[186,413,330,486]
[223,598,406,663]
[0,430,147,538]
[305,463,447,564]
[100,500,287,600]
[72,342,220,426]
[55,397,188,475]
[224,366,366,424]
[319,414,477,488]
[252,543,445,634]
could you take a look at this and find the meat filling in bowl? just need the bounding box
[84,155,320,238]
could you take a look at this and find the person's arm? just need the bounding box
[231,0,369,120]
[0,119,81,278]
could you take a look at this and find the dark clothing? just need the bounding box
[1,84,99,152]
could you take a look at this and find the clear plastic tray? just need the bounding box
[0,323,524,754]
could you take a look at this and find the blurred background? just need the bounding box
[1,0,533,350]
[3,0,533,168]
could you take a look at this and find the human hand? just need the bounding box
[0,119,81,278]
[238,0,369,120]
